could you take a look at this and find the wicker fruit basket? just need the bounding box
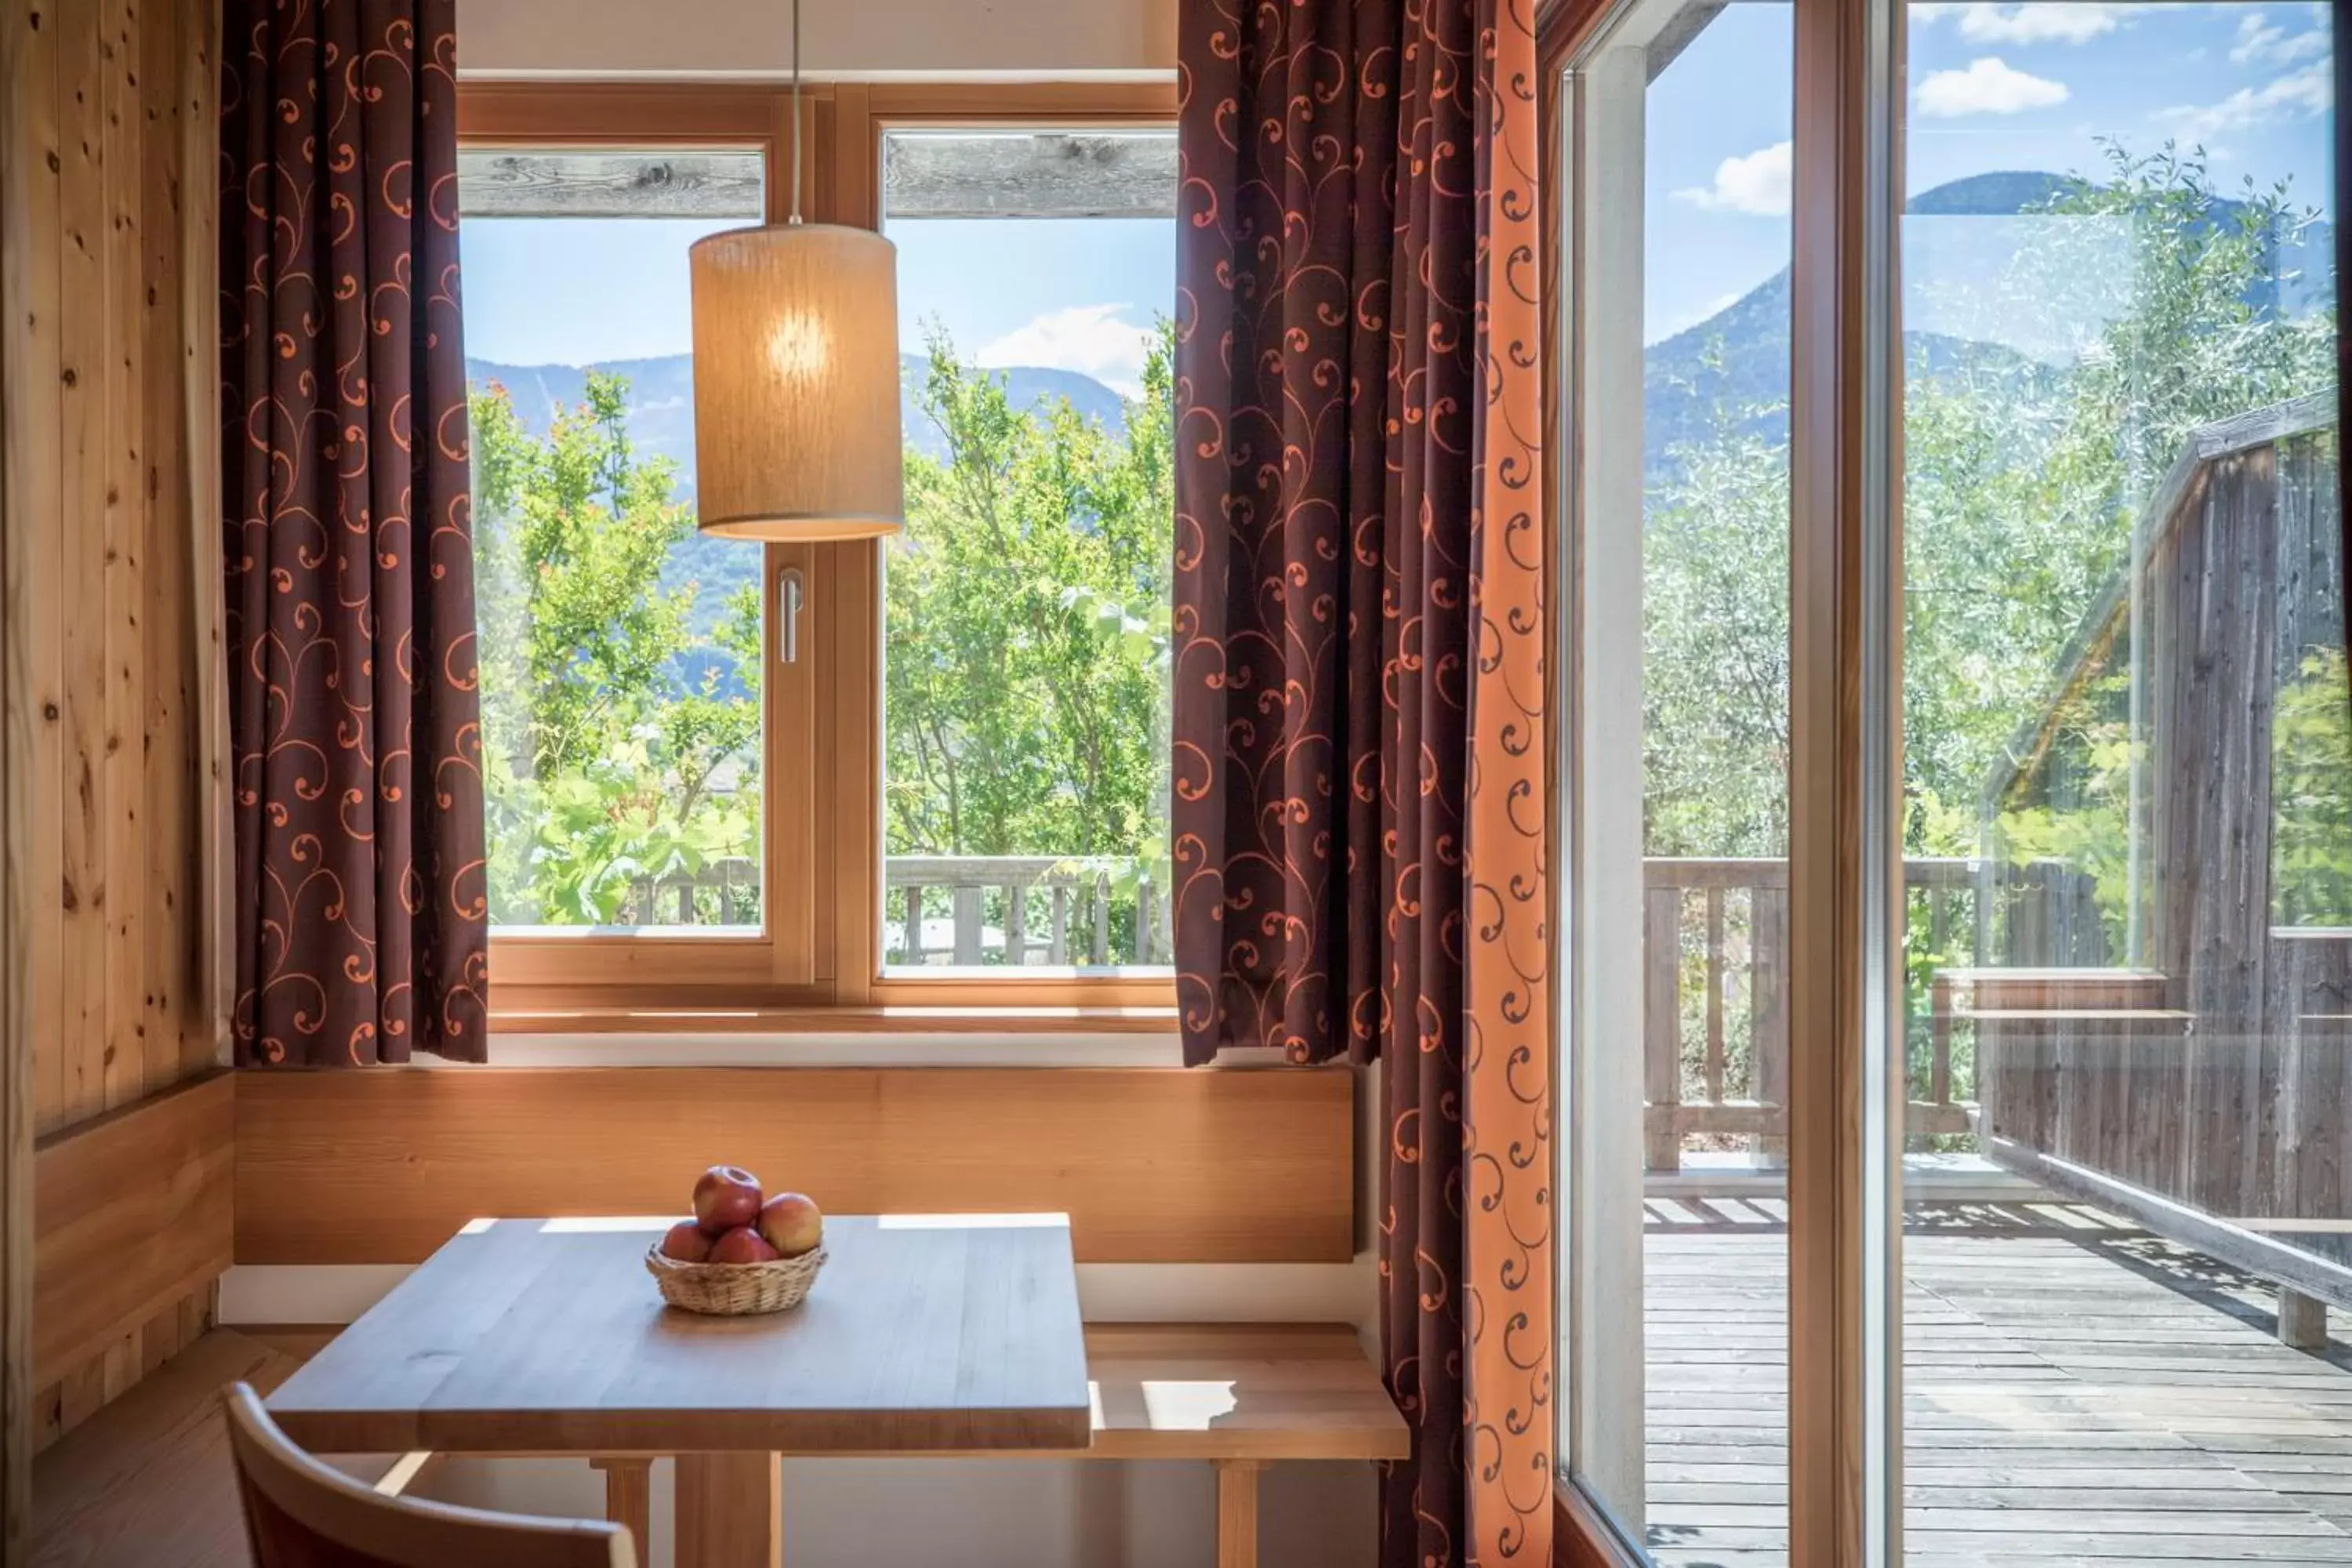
[644,1244,826,1316]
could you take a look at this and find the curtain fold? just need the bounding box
[1174,0,1552,1559]
[220,0,487,1066]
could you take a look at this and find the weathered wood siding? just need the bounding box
[1982,423,2352,1261]
[1,0,227,1458]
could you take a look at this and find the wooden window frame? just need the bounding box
[462,82,1181,1025]
[1538,0,1901,1559]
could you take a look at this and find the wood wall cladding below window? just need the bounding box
[234,1066,1356,1265]
[3,0,229,1473]
[33,1073,234,1389]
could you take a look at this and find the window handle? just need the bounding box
[779,565,806,666]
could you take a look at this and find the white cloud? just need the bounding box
[1672,140,1793,217]
[1914,3,2145,44]
[1915,56,2071,118]
[2229,11,2327,67]
[2157,60,2332,141]
[974,304,1155,397]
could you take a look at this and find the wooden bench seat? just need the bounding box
[49,1321,1402,1567]
[584,1323,1407,1568]
[1083,1323,1405,1459]
[1088,1323,1406,1568]
[30,1329,439,1567]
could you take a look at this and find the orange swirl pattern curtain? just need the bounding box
[220,0,488,1065]
[1172,0,1552,1561]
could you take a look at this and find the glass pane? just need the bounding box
[458,150,767,931]
[1896,3,2343,1559]
[1563,3,1794,1555]
[878,130,1176,972]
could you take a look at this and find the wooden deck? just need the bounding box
[1642,1200,2352,1566]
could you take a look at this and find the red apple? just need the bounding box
[659,1220,715,1263]
[708,1225,780,1265]
[692,1165,763,1232]
[757,1192,824,1258]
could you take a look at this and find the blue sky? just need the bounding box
[461,8,2332,377]
[459,207,1174,398]
[1646,0,2336,343]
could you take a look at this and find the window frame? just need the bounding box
[847,82,1178,1011]
[1538,0,1900,1559]
[461,81,1181,1024]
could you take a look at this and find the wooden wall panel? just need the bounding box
[238,1067,1357,1266]
[8,0,219,1130]
[2,0,224,1479]
[31,1070,232,1390]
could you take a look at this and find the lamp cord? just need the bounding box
[789,0,803,225]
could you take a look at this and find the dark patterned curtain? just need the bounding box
[1174,0,1552,1563]
[220,0,487,1066]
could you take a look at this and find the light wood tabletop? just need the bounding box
[265,1214,1092,1568]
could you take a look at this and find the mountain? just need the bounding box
[465,351,1133,645]
[465,167,2328,623]
[1643,169,2331,470]
[1642,263,2039,471]
[466,352,1129,502]
[1906,169,2075,216]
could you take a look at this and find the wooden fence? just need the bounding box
[1641,855,2103,1171]
[617,854,1168,967]
[1966,408,2352,1260]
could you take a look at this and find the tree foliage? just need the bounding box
[473,372,762,926]
[885,328,1173,877]
[1641,141,2341,1113]
[470,331,1175,946]
[1645,143,2337,873]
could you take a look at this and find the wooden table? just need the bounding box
[266,1214,1092,1566]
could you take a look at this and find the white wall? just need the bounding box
[223,1033,1383,1568]
[456,0,1175,81]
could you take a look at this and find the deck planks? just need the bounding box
[1642,1203,2352,1566]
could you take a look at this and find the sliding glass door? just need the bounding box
[1554,0,2344,1562]
[1559,0,1796,1554]
[1893,3,2344,1563]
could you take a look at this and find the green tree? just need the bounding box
[884,326,1174,951]
[1639,141,2337,1114]
[472,372,762,926]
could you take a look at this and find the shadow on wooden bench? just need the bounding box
[36,1323,1404,1568]
[581,1324,1407,1568]
[30,1330,441,1566]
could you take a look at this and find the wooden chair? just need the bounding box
[221,1382,637,1568]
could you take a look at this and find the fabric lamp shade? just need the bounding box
[688,222,904,539]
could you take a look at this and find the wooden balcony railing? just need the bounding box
[885,855,1167,967]
[619,854,1171,967]
[1640,855,2105,1171]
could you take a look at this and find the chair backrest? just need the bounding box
[220,1383,636,1568]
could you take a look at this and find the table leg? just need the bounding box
[1215,1459,1263,1568]
[675,1452,782,1568]
[590,1457,652,1559]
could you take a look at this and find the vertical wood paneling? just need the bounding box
[101,0,146,1119]
[2,0,223,1486]
[0,0,66,1550]
[57,0,107,1133]
[178,0,226,1069]
[141,0,189,1094]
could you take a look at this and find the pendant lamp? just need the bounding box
[688,0,902,540]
